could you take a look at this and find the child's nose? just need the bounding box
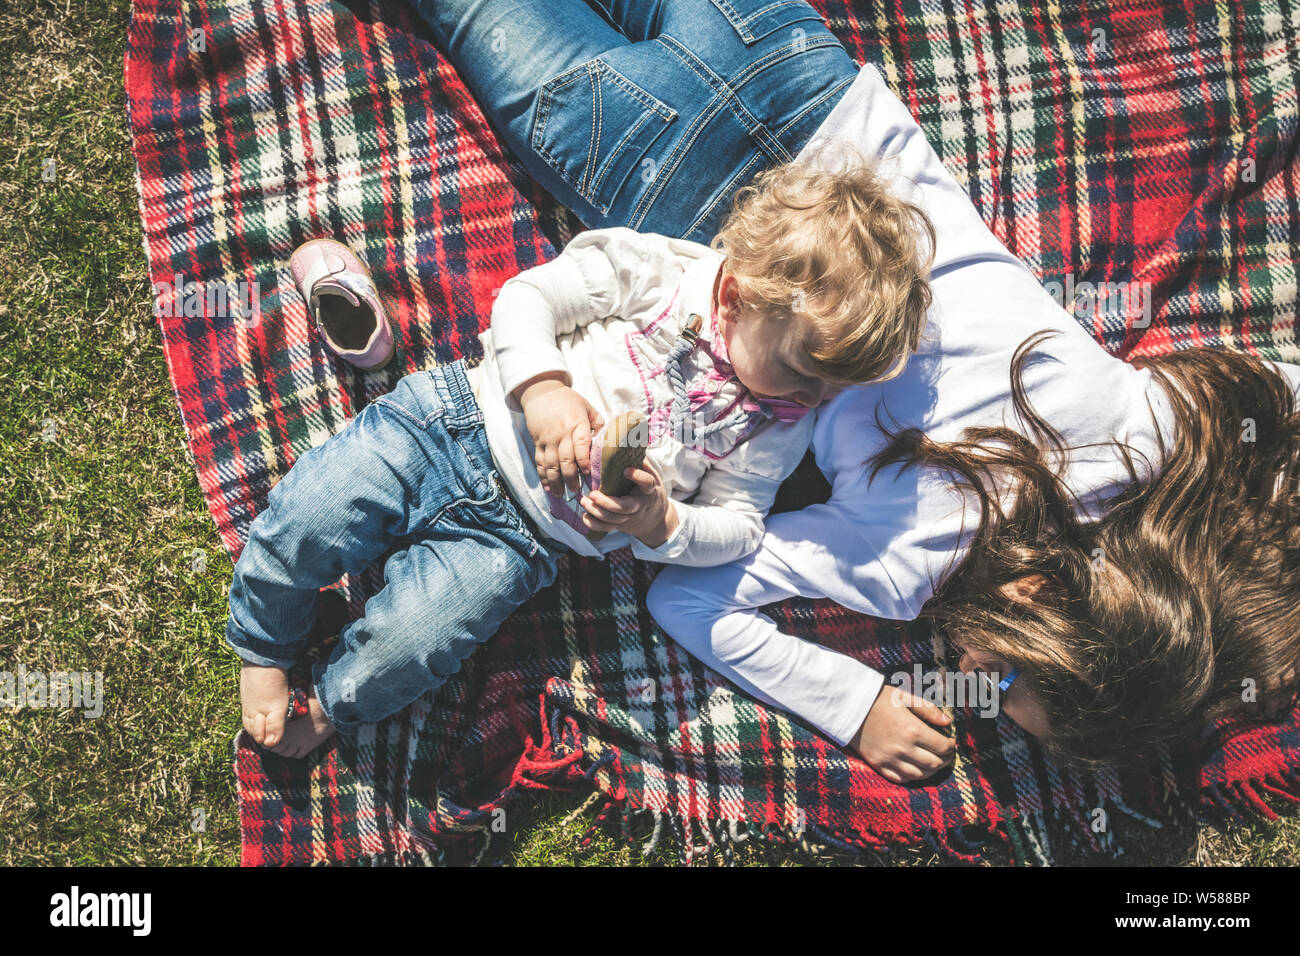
[958,652,976,674]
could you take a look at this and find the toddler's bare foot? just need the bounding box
[271,688,337,759]
[240,662,290,748]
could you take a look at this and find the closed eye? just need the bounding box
[784,362,813,384]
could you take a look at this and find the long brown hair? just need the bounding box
[870,333,1300,767]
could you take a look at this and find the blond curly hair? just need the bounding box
[711,146,935,384]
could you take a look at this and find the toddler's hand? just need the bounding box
[240,661,290,749]
[851,683,956,784]
[518,377,604,496]
[580,459,678,549]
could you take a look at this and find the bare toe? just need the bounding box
[263,705,286,748]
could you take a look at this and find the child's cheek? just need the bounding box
[737,359,779,397]
[1004,694,1051,738]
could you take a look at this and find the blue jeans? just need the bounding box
[411,0,858,241]
[225,361,562,732]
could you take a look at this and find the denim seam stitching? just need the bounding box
[682,149,768,237]
[450,426,496,481]
[539,60,595,91]
[630,97,728,227]
[591,61,676,119]
[659,28,835,93]
[629,39,735,227]
[372,396,444,430]
[682,74,853,236]
[630,33,840,227]
[582,61,678,205]
[569,65,596,202]
[745,1,819,28]
[590,109,654,199]
[577,67,595,197]
[629,95,727,228]
[582,66,599,197]
[709,0,751,38]
[656,35,735,116]
[532,61,677,149]
[774,73,856,138]
[436,482,544,558]
[532,69,585,154]
[632,34,809,224]
[728,34,840,87]
[533,69,604,213]
[712,0,821,42]
[533,60,676,217]
[428,366,483,430]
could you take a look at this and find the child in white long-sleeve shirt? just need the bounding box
[227,156,936,757]
[649,63,1300,782]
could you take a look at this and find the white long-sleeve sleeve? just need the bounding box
[490,227,674,408]
[648,503,896,746]
[646,433,979,745]
[631,454,782,566]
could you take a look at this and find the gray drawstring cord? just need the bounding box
[666,313,769,444]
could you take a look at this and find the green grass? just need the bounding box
[1,0,1297,866]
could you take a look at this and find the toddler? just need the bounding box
[227,156,935,757]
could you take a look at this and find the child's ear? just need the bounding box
[717,272,742,317]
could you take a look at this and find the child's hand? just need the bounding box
[851,683,956,784]
[581,460,679,548]
[240,661,290,749]
[518,377,604,496]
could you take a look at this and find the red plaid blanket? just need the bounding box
[126,0,1300,865]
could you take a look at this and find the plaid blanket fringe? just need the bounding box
[246,668,1300,866]
[291,742,1300,869]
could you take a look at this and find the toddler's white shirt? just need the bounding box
[466,227,816,566]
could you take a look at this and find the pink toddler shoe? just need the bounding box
[290,238,395,370]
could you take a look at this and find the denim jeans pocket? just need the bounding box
[445,471,553,564]
[706,0,827,45]
[531,56,677,217]
[372,370,446,430]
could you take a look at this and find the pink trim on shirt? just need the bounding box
[621,274,787,460]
